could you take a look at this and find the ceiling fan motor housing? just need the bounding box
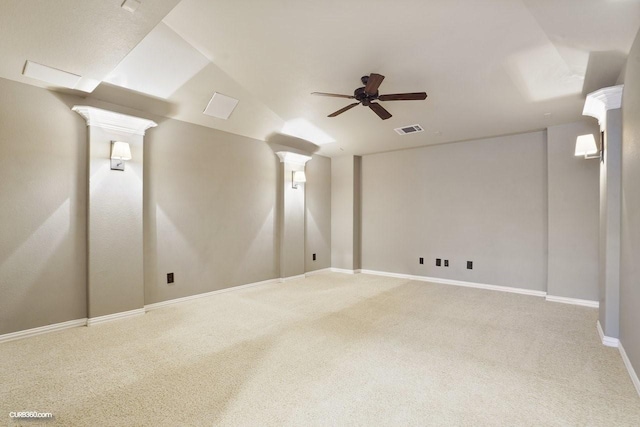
[354,86,378,106]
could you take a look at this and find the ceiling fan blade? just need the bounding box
[369,103,392,120]
[364,73,385,94]
[311,92,355,99]
[378,92,428,101]
[328,102,360,117]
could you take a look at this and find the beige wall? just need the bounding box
[144,119,280,304]
[331,156,360,270]
[280,160,307,278]
[0,77,334,334]
[305,155,331,272]
[361,131,548,291]
[88,126,144,318]
[353,156,362,270]
[547,121,600,301]
[600,109,623,337]
[0,78,87,335]
[620,28,640,379]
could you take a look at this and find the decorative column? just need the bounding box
[276,151,311,280]
[330,155,362,272]
[73,106,156,323]
[583,85,623,344]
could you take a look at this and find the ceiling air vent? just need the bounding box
[203,92,239,120]
[394,124,424,135]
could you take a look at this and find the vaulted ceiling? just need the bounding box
[1,0,639,156]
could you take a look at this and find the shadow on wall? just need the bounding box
[144,121,281,303]
[0,83,88,334]
[306,211,329,260]
[0,199,75,326]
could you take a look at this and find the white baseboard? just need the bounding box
[281,274,306,282]
[87,308,145,326]
[360,269,407,279]
[597,320,620,347]
[360,269,547,298]
[412,275,547,297]
[305,268,331,276]
[145,278,281,311]
[545,295,599,308]
[0,318,87,344]
[330,268,361,274]
[619,342,640,398]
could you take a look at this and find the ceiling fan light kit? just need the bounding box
[312,73,427,120]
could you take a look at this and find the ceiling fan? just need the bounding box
[312,73,427,120]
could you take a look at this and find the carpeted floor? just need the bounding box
[1,272,639,426]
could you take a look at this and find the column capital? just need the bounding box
[276,151,312,166]
[583,85,624,126]
[72,105,157,136]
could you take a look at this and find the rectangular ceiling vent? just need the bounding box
[203,92,239,120]
[394,124,424,135]
[23,60,81,89]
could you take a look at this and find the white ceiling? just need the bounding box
[1,0,639,157]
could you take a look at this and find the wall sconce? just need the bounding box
[111,141,132,171]
[574,134,599,160]
[292,170,306,189]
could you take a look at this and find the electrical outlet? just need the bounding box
[444,260,449,267]
[419,257,424,264]
[436,258,441,266]
[312,253,317,261]
[167,273,174,284]
[467,261,473,270]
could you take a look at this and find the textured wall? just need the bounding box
[0,78,87,335]
[361,131,548,291]
[620,28,640,379]
[546,121,600,301]
[305,155,331,272]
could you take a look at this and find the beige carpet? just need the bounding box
[1,272,639,426]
